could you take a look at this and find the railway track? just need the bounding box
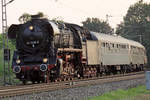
[0,71,145,98]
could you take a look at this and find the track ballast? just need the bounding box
[0,71,144,98]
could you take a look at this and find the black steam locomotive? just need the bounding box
[8,16,147,84]
[8,16,90,84]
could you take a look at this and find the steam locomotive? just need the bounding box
[8,16,147,84]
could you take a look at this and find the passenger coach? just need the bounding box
[85,32,147,73]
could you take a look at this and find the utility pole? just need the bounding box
[106,14,112,23]
[139,34,142,44]
[1,0,14,85]
[106,14,112,34]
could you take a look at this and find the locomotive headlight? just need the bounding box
[43,58,48,63]
[16,59,21,64]
[29,26,34,30]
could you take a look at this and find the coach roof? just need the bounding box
[90,32,144,48]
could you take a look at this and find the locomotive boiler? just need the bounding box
[8,16,147,84]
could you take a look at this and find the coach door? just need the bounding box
[86,40,100,65]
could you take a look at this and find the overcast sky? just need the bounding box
[0,0,150,32]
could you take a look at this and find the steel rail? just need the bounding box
[0,71,145,98]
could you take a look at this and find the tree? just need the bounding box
[18,13,31,23]
[115,22,124,35]
[116,0,150,65]
[52,17,64,23]
[18,12,45,23]
[82,18,113,34]
[0,34,15,50]
[37,12,44,17]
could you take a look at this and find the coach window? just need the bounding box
[121,45,123,49]
[102,42,105,47]
[117,44,119,48]
[141,48,143,55]
[119,44,121,49]
[143,49,145,55]
[112,44,114,48]
[120,44,122,49]
[131,46,134,50]
[122,45,126,49]
[106,43,110,50]
[125,45,126,49]
[139,48,141,54]
[127,45,129,49]
[106,43,108,47]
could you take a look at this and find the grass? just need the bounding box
[0,50,4,76]
[0,49,21,85]
[88,86,150,100]
[0,49,13,75]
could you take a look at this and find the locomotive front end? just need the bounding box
[8,18,60,84]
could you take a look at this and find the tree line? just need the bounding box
[116,0,150,65]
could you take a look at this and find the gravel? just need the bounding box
[2,77,145,100]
